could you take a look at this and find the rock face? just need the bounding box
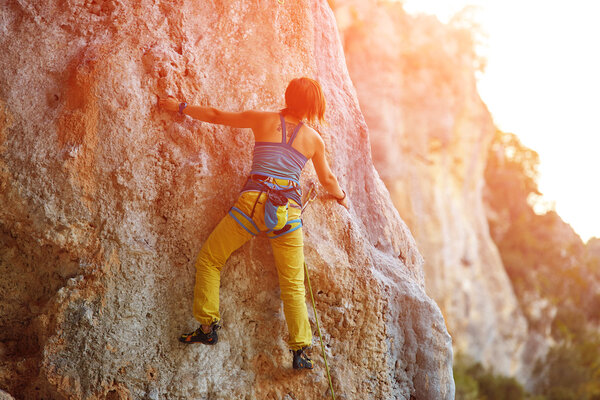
[333,1,537,378]
[0,1,453,399]
[0,390,15,400]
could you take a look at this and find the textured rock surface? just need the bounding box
[0,390,15,400]
[0,0,453,399]
[333,0,541,379]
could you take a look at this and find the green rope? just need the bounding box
[300,183,335,398]
[304,261,336,400]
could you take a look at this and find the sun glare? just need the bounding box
[403,0,600,242]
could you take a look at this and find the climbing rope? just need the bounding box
[302,183,336,400]
[304,261,336,400]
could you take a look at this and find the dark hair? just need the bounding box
[281,77,326,123]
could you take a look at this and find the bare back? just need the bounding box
[252,112,319,160]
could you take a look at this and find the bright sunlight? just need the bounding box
[403,0,600,242]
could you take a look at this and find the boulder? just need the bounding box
[0,0,453,398]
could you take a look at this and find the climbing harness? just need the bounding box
[229,175,303,239]
[248,175,296,231]
[301,186,336,400]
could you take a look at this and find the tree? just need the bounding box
[484,129,600,400]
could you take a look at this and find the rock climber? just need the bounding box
[158,77,348,370]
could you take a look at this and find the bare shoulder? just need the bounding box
[247,110,277,125]
[256,111,282,127]
[305,125,324,146]
[258,110,280,120]
[251,111,283,140]
[301,125,325,159]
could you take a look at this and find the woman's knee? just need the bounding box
[195,244,226,271]
[280,280,306,300]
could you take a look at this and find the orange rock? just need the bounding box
[0,1,453,399]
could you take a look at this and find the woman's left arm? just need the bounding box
[158,97,263,129]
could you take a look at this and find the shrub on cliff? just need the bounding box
[533,332,600,400]
[453,354,528,400]
[484,130,597,326]
[484,129,600,399]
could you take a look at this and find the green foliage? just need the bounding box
[534,332,600,400]
[484,129,600,400]
[484,130,540,220]
[454,355,483,400]
[484,130,595,324]
[454,354,528,400]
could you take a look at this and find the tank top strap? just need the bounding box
[279,114,287,144]
[287,121,304,146]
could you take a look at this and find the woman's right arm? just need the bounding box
[311,135,349,209]
[158,97,264,129]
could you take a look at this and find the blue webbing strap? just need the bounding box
[228,211,257,237]
[268,224,302,239]
[267,218,303,240]
[229,207,260,236]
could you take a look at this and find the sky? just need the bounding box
[402,0,600,242]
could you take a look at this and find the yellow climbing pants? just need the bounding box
[193,190,312,350]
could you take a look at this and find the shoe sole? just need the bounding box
[178,335,218,345]
[293,360,314,369]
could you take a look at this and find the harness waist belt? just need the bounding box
[241,175,302,206]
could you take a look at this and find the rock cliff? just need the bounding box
[0,0,453,399]
[333,0,541,378]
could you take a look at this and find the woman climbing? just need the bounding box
[158,77,348,370]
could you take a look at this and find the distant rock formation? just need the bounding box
[587,237,600,263]
[333,0,543,379]
[0,1,453,399]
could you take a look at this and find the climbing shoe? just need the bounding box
[179,322,220,345]
[291,347,314,370]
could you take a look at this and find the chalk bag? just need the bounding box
[264,190,289,230]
